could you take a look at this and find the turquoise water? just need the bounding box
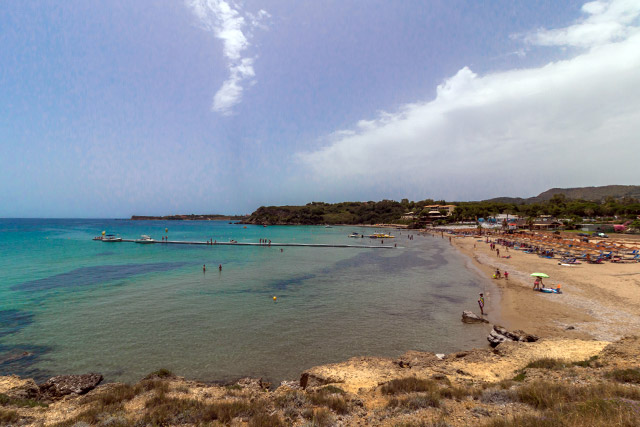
[0,219,491,384]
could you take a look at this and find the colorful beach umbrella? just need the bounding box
[530,272,549,278]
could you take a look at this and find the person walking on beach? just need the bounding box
[496,248,500,257]
[478,293,485,315]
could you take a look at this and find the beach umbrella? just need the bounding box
[530,272,549,278]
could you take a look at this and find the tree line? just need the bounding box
[243,195,640,228]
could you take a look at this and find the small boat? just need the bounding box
[325,225,333,228]
[135,235,155,244]
[369,233,395,239]
[102,234,122,242]
[348,232,360,238]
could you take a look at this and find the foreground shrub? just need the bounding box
[484,414,557,427]
[485,397,640,427]
[308,387,349,414]
[512,372,526,382]
[439,386,474,400]
[143,368,175,379]
[387,392,440,410]
[516,380,640,410]
[82,384,138,407]
[606,368,640,384]
[381,378,438,395]
[571,355,601,368]
[52,404,127,427]
[302,407,335,427]
[0,408,20,424]
[142,395,258,425]
[525,358,570,370]
[0,393,47,408]
[248,411,285,427]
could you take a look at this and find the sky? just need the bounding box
[1,0,639,217]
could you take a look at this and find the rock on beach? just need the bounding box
[462,310,489,324]
[39,373,103,399]
[487,325,538,348]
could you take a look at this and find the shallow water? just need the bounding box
[0,219,491,384]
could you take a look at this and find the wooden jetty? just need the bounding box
[102,239,397,249]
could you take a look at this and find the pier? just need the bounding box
[99,239,397,249]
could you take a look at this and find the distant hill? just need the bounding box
[485,185,640,204]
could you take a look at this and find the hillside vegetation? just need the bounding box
[242,186,640,226]
[242,200,411,225]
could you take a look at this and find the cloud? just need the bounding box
[187,1,269,114]
[524,0,640,48]
[297,1,640,200]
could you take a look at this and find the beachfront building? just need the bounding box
[581,223,615,233]
[512,216,563,230]
[424,205,456,217]
[401,212,416,220]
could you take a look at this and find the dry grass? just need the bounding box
[307,387,350,414]
[439,385,476,400]
[516,380,640,410]
[0,392,47,408]
[606,368,640,384]
[524,358,571,370]
[387,392,440,410]
[141,392,260,425]
[302,407,335,426]
[381,378,438,395]
[485,397,640,427]
[0,408,20,424]
[248,411,286,427]
[524,356,603,371]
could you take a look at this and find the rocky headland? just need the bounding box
[1,336,638,426]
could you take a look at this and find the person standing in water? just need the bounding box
[478,293,485,315]
[203,264,206,273]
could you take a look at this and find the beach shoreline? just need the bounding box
[444,229,640,341]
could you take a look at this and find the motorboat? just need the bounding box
[134,235,155,244]
[102,234,122,242]
[348,232,361,238]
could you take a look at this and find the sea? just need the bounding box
[0,219,492,385]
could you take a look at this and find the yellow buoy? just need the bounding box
[273,296,277,301]
[102,231,106,235]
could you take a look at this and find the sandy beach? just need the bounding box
[448,231,640,341]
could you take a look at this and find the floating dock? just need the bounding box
[99,239,396,249]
